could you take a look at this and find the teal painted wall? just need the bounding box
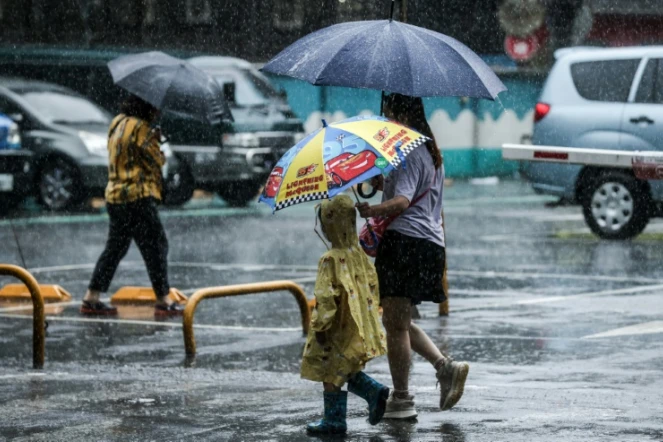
[266,73,544,178]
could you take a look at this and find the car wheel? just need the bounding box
[38,159,83,211]
[581,171,650,240]
[217,180,261,207]
[163,166,195,207]
[332,173,343,188]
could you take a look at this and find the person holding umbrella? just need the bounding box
[356,93,469,419]
[80,94,181,316]
[262,8,507,418]
[81,52,231,317]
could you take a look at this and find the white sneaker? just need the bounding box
[383,392,418,419]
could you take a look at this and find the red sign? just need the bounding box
[534,151,568,160]
[505,26,548,62]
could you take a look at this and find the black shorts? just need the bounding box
[375,230,446,305]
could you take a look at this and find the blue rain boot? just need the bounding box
[306,391,348,435]
[347,371,390,425]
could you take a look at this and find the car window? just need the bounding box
[13,89,110,125]
[0,96,23,116]
[635,58,663,104]
[213,68,278,107]
[571,59,640,102]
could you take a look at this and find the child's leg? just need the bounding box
[323,382,342,392]
[347,371,389,425]
[307,383,347,434]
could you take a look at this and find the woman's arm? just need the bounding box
[356,196,409,218]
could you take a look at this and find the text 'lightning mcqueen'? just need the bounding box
[325,151,378,189]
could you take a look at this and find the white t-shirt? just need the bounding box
[382,145,445,247]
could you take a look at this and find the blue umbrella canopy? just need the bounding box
[108,51,233,124]
[262,20,506,100]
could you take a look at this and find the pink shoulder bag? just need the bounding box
[359,183,433,257]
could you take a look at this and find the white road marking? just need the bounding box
[0,300,76,313]
[450,289,532,296]
[582,321,663,339]
[26,262,320,274]
[452,283,663,312]
[0,297,111,313]
[23,261,663,285]
[448,269,663,284]
[0,372,69,380]
[0,314,303,332]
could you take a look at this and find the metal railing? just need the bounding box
[183,280,310,356]
[0,264,45,369]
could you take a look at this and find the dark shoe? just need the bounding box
[347,371,389,425]
[306,391,348,435]
[80,300,118,316]
[154,303,184,318]
[437,359,470,411]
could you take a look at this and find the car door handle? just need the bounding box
[630,116,654,125]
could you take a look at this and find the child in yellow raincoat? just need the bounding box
[302,195,389,435]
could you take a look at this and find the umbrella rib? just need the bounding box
[395,23,416,96]
[314,21,386,84]
[404,26,455,95]
[414,25,501,98]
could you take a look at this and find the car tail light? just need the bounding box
[534,102,550,123]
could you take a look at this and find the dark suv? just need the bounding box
[0,47,305,207]
[0,78,189,210]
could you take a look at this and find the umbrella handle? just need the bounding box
[357,182,378,199]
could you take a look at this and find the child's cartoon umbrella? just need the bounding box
[259,115,428,212]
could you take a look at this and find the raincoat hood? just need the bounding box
[320,195,358,249]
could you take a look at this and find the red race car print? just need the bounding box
[263,166,283,199]
[325,151,378,189]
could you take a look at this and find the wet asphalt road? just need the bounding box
[1,180,663,441]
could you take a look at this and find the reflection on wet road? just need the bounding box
[1,181,662,441]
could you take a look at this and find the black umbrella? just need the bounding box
[108,51,233,124]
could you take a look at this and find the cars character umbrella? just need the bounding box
[259,115,428,212]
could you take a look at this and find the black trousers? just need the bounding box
[89,197,170,298]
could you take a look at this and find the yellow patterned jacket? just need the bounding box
[301,195,387,387]
[105,114,165,204]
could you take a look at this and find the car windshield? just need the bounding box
[214,68,280,107]
[15,89,110,125]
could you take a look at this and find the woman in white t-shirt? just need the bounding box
[357,93,469,419]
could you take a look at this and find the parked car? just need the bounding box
[523,46,663,239]
[0,78,191,210]
[0,112,32,213]
[0,47,306,207]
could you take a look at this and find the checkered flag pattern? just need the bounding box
[275,191,329,211]
[390,136,430,167]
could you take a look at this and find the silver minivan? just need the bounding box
[524,46,663,239]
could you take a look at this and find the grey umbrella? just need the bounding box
[108,51,232,124]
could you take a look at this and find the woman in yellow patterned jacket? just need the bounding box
[81,94,182,317]
[302,195,388,435]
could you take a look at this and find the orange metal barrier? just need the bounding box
[0,264,45,369]
[183,280,310,356]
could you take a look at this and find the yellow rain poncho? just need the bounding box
[301,195,387,387]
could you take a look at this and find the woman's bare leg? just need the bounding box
[409,322,448,367]
[382,297,413,393]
